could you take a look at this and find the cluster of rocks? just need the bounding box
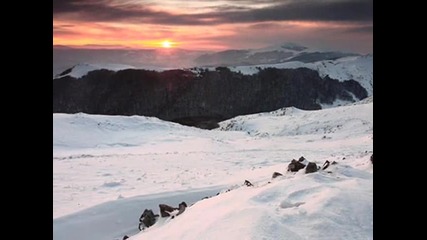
[288,156,323,174]
[270,156,338,179]
[123,153,370,239]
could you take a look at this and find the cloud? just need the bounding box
[53,0,372,25]
[53,24,77,35]
[218,0,373,23]
[189,20,372,53]
[53,0,215,25]
[247,22,286,30]
[206,4,253,12]
[53,0,93,14]
[189,0,286,3]
[346,25,373,33]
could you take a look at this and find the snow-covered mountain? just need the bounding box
[53,46,209,77]
[194,42,359,67]
[54,46,372,109]
[55,57,373,102]
[54,63,137,79]
[53,99,373,240]
[225,54,373,97]
[53,43,369,82]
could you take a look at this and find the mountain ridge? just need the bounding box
[53,66,368,129]
[53,42,365,76]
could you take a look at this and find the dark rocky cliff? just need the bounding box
[53,67,367,129]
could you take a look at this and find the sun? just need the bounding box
[161,40,172,48]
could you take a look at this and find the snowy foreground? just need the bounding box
[53,101,373,240]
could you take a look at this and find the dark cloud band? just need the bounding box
[53,0,372,25]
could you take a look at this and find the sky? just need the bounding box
[53,0,373,53]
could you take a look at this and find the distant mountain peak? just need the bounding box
[279,42,308,51]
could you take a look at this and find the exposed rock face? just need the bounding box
[53,67,367,128]
[139,209,157,230]
[244,180,253,187]
[305,162,318,174]
[288,159,306,172]
[322,160,330,170]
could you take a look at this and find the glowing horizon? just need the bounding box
[53,0,373,53]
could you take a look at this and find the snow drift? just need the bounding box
[53,101,373,240]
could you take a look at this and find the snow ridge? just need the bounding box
[54,63,136,79]
[228,55,373,97]
[219,103,372,138]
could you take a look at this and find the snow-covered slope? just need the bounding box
[136,161,372,240]
[219,102,372,138]
[251,42,309,53]
[53,101,373,240]
[228,54,373,97]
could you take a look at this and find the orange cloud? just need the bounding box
[53,0,372,53]
[53,20,238,50]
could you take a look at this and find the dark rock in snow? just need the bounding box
[322,160,330,170]
[244,180,253,187]
[370,154,373,164]
[139,209,158,230]
[305,162,318,173]
[288,159,306,172]
[272,172,283,178]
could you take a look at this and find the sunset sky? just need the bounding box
[53,0,373,53]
